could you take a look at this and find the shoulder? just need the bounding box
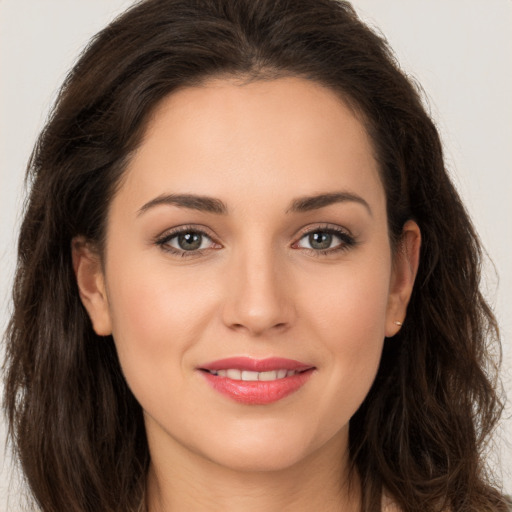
[381,491,448,512]
[381,492,401,512]
[381,492,512,512]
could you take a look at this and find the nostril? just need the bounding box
[229,321,288,332]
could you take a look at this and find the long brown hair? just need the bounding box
[3,0,508,511]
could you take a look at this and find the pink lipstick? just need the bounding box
[198,357,315,405]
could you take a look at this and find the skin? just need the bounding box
[74,77,420,512]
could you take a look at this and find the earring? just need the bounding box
[393,321,403,327]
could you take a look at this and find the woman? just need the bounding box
[2,0,509,511]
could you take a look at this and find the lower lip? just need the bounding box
[200,369,314,405]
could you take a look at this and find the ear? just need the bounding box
[72,236,112,336]
[385,220,421,337]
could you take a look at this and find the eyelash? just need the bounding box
[293,225,356,256]
[154,224,356,258]
[155,225,218,258]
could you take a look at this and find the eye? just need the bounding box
[155,227,220,256]
[294,227,355,254]
[169,231,210,251]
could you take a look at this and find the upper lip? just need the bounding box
[199,357,314,373]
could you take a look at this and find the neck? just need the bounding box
[145,428,360,512]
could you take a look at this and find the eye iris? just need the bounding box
[178,232,202,250]
[309,232,332,250]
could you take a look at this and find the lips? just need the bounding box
[198,357,315,405]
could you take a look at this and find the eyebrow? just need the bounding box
[137,193,228,216]
[287,192,372,216]
[137,191,372,217]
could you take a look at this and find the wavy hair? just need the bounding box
[3,0,507,511]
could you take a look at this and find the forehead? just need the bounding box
[118,76,384,215]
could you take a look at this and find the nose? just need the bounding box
[221,247,295,337]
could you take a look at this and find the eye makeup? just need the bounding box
[292,223,357,257]
[153,222,357,259]
[154,224,221,258]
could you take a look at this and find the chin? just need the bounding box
[200,425,343,474]
[208,447,310,474]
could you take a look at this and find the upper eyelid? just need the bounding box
[156,224,217,240]
[291,224,356,251]
[154,226,220,257]
[154,223,354,247]
[294,223,353,239]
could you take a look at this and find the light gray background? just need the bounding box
[1,1,511,509]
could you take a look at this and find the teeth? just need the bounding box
[209,369,300,381]
[259,370,277,381]
[226,369,242,380]
[241,370,259,381]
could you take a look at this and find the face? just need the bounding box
[75,77,419,474]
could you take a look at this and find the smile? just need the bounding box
[199,357,315,405]
[205,369,301,380]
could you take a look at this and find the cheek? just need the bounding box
[104,256,217,397]
[301,252,391,344]
[299,254,391,417]
[108,254,214,336]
